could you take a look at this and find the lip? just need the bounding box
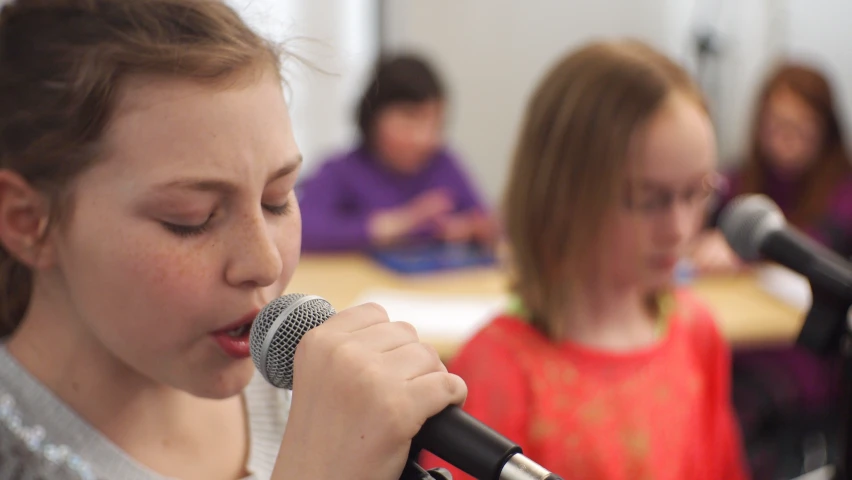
[212,309,261,334]
[210,308,261,360]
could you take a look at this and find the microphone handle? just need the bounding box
[415,405,563,480]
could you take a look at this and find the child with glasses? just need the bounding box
[421,40,748,480]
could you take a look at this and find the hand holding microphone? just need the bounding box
[262,297,466,480]
[256,294,562,480]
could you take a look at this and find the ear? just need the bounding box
[0,169,55,270]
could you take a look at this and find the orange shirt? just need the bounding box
[421,290,749,480]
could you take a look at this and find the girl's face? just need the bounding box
[602,92,718,292]
[37,72,302,399]
[759,86,825,177]
[373,99,446,175]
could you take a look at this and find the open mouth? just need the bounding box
[224,322,252,338]
[211,310,260,359]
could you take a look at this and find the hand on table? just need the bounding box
[368,190,455,246]
[689,230,746,274]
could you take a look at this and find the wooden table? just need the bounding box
[287,254,805,357]
[689,272,805,346]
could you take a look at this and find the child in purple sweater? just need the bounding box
[299,54,494,251]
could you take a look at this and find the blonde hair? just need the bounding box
[503,39,706,338]
[0,0,284,336]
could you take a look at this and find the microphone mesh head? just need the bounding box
[718,194,786,261]
[249,293,336,389]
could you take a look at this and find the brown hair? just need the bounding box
[740,63,851,228]
[0,0,283,336]
[356,53,445,145]
[503,39,705,338]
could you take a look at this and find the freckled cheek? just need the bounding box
[274,215,302,290]
[117,238,223,305]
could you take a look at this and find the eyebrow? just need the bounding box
[153,155,303,193]
[635,172,713,191]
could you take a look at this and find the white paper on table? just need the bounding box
[351,288,508,341]
[755,263,812,310]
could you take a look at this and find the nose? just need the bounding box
[224,211,284,289]
[661,201,696,247]
[412,122,442,151]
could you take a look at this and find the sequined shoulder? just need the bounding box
[0,392,97,480]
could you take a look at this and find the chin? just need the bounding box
[182,358,258,400]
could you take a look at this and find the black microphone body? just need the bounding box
[417,406,562,480]
[719,193,852,303]
[719,194,852,353]
[416,406,520,478]
[761,227,852,303]
[249,294,562,480]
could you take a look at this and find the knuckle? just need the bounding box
[334,343,387,391]
[330,339,366,369]
[394,321,419,340]
[416,343,444,370]
[441,373,466,399]
[362,302,389,322]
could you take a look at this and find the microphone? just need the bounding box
[718,193,852,303]
[719,194,852,353]
[249,293,563,480]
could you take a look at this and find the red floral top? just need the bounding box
[421,290,749,480]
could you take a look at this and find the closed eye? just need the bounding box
[162,214,214,237]
[162,201,292,238]
[263,201,292,216]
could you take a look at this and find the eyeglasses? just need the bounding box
[622,173,726,218]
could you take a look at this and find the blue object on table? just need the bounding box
[673,258,697,286]
[371,243,496,274]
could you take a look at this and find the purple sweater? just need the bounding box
[298,146,486,251]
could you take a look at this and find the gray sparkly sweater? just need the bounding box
[0,347,290,480]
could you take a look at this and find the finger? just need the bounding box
[382,342,447,379]
[349,321,422,353]
[323,303,391,333]
[412,204,451,225]
[405,372,468,418]
[689,250,712,270]
[420,188,451,201]
[422,201,454,219]
[695,244,730,269]
[725,247,743,264]
[692,245,710,262]
[421,189,454,207]
[412,189,447,207]
[707,252,738,273]
[437,225,469,243]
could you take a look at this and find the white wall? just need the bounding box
[667,0,852,167]
[786,0,852,146]
[222,1,852,203]
[384,0,676,203]
[663,0,785,164]
[383,0,852,203]
[226,0,380,176]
